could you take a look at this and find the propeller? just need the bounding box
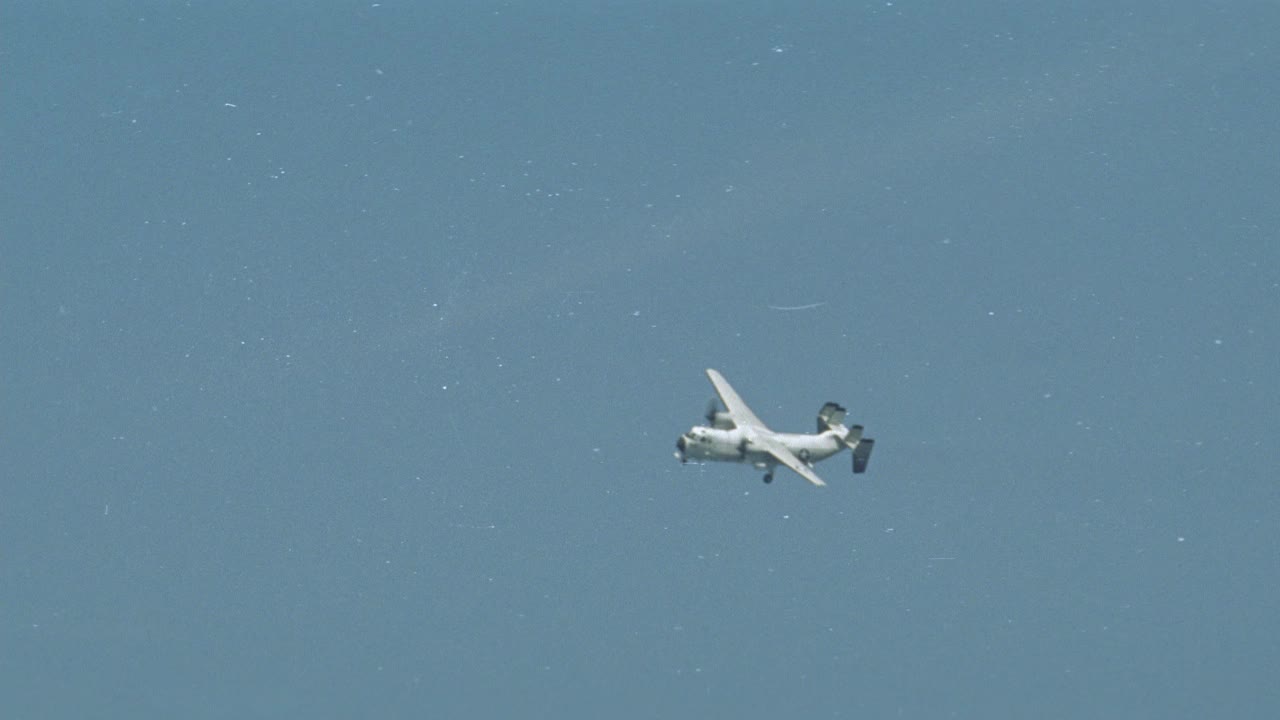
[705,398,720,426]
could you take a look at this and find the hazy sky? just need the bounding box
[4,2,1278,718]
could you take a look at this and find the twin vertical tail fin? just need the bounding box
[844,424,875,474]
[852,437,875,474]
[817,402,875,474]
[816,402,847,433]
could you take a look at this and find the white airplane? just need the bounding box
[674,369,875,487]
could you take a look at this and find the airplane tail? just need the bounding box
[816,402,847,433]
[852,437,875,474]
[818,402,875,474]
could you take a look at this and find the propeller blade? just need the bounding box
[705,398,720,425]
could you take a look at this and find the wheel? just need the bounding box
[763,474,773,484]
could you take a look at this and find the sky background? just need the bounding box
[3,2,1278,718]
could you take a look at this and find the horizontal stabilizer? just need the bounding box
[852,438,875,474]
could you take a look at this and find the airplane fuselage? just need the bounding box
[675,425,844,470]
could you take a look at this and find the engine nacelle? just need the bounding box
[710,411,734,430]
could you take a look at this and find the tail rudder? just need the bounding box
[852,437,875,474]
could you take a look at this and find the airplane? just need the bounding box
[674,368,875,487]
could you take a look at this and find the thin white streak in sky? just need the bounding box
[766,302,827,311]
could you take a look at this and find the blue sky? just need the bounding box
[4,2,1278,718]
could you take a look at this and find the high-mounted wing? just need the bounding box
[705,369,769,430]
[753,434,828,488]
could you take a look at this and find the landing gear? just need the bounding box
[763,472,773,484]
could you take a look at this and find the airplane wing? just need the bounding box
[705,369,769,430]
[753,434,828,488]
